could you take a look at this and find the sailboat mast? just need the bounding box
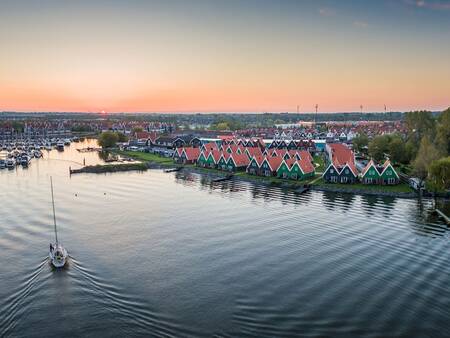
[50,176,58,244]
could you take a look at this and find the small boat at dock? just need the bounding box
[56,141,65,151]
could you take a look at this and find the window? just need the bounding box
[388,178,396,184]
[345,169,349,174]
[366,178,372,184]
[330,168,334,173]
[331,176,338,183]
[291,173,297,180]
[282,172,288,178]
[386,170,392,176]
[341,177,348,183]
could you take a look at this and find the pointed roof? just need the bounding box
[361,159,378,177]
[264,156,283,171]
[381,160,399,178]
[212,150,222,163]
[249,155,265,167]
[296,157,315,174]
[246,147,263,158]
[183,147,200,161]
[229,153,250,167]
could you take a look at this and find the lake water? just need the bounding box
[0,140,449,337]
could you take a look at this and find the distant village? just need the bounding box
[1,110,448,194]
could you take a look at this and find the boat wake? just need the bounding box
[0,257,49,337]
[68,257,188,337]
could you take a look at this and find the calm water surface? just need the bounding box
[0,140,449,337]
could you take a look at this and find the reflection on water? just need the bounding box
[0,141,449,337]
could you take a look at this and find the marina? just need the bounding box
[0,137,80,170]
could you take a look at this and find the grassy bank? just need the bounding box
[71,162,148,174]
[313,155,326,172]
[311,178,414,193]
[234,172,319,186]
[114,150,174,165]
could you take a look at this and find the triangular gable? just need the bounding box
[361,160,378,177]
[342,162,358,177]
[381,161,399,179]
[322,162,340,178]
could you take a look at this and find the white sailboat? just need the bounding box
[48,177,68,268]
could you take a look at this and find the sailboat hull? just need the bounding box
[49,243,68,268]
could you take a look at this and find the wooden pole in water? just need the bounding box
[50,176,58,244]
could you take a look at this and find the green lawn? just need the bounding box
[114,150,174,164]
[234,172,320,186]
[313,155,326,172]
[312,178,414,193]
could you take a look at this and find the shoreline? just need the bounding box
[79,154,420,199]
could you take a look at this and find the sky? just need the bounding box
[0,0,449,113]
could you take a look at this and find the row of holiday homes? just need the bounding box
[322,143,400,185]
[172,142,400,185]
[131,131,322,152]
[173,143,316,181]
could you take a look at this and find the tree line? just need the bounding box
[352,108,450,191]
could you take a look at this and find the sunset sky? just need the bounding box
[0,0,449,113]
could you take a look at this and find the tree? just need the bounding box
[352,133,369,154]
[412,136,440,184]
[388,135,409,164]
[117,132,128,143]
[98,131,119,148]
[132,127,143,133]
[11,121,24,133]
[435,107,450,156]
[368,135,390,162]
[405,110,435,145]
[428,157,450,191]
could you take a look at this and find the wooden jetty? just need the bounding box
[212,174,234,183]
[164,167,183,173]
[295,185,310,194]
[434,209,450,225]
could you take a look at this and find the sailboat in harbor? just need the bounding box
[48,177,68,268]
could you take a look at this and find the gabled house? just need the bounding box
[227,153,250,172]
[323,163,341,183]
[380,160,399,185]
[217,152,231,170]
[295,157,316,180]
[154,136,177,149]
[180,147,200,164]
[202,142,219,153]
[323,143,358,184]
[245,147,263,160]
[246,155,265,175]
[203,150,220,168]
[361,160,381,184]
[338,162,358,183]
[197,151,210,167]
[277,158,295,179]
[260,156,283,177]
[173,147,184,163]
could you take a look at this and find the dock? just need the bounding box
[212,174,234,183]
[295,185,310,194]
[164,167,183,173]
[434,209,450,225]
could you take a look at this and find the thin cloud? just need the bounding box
[318,7,336,17]
[403,0,450,10]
